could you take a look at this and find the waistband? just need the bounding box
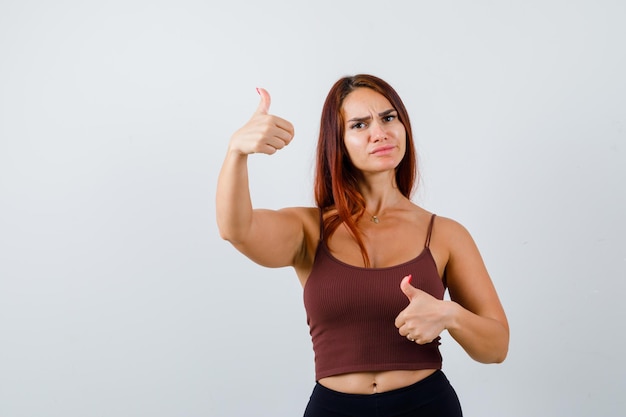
[313,369,448,399]
[305,370,462,417]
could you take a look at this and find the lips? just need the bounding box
[371,145,395,154]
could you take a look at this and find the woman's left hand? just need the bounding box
[394,275,451,344]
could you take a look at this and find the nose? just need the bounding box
[371,120,387,142]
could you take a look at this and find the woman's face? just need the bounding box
[341,88,406,174]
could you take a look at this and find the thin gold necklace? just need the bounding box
[363,209,381,224]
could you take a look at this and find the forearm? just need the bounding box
[446,301,509,363]
[216,150,254,244]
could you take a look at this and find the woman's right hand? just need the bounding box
[228,88,295,156]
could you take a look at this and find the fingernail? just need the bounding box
[256,87,261,95]
[407,274,412,284]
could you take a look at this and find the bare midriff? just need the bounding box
[318,369,437,394]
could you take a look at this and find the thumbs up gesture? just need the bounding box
[228,88,295,156]
[395,275,450,344]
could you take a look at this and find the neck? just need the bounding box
[358,171,405,223]
[361,191,407,224]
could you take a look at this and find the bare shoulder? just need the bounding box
[432,215,491,292]
[271,206,320,242]
[430,215,476,247]
[277,206,319,231]
[423,215,473,275]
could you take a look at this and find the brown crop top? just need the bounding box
[303,214,446,380]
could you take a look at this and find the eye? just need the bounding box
[383,114,397,123]
[350,122,367,129]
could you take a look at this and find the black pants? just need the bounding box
[303,370,463,417]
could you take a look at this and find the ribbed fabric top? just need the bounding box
[303,214,445,380]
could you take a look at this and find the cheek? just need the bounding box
[397,132,407,161]
[343,135,362,158]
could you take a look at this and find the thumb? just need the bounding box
[255,87,271,115]
[400,274,418,301]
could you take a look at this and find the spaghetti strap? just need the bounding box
[424,214,436,248]
[318,208,325,240]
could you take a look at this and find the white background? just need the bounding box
[1,1,625,416]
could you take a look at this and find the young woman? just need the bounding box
[216,74,509,417]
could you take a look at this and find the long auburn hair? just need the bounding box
[314,74,418,267]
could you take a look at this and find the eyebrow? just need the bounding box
[347,109,397,123]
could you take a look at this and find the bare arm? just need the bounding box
[443,220,509,363]
[395,218,509,363]
[216,89,306,268]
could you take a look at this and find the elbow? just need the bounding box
[218,228,244,246]
[216,223,231,242]
[485,320,510,364]
[491,348,508,364]
[216,217,248,245]
[467,329,509,364]
[496,340,510,363]
[478,337,509,364]
[217,224,231,242]
[471,347,508,364]
[497,340,509,363]
[495,327,510,363]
